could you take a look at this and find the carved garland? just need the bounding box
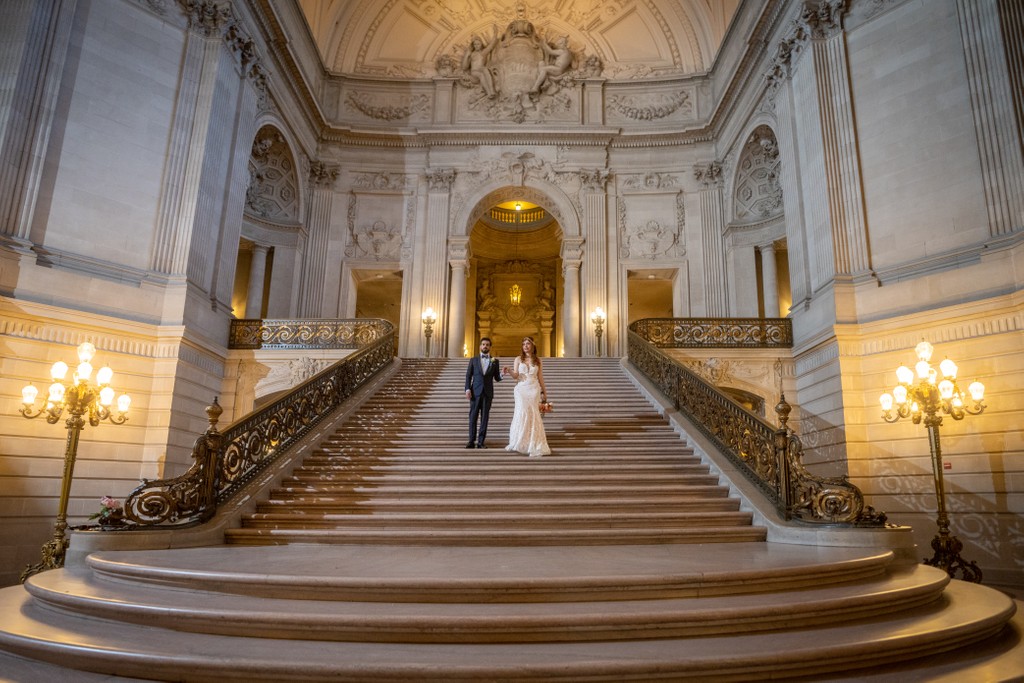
[345,92,430,121]
[607,90,691,121]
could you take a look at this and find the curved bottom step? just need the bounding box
[0,579,1015,682]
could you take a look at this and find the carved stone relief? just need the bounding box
[622,173,679,191]
[446,4,597,123]
[344,91,430,122]
[344,191,412,261]
[607,90,692,122]
[476,260,556,330]
[245,127,298,221]
[618,194,685,260]
[733,126,782,221]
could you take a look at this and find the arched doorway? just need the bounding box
[467,199,562,357]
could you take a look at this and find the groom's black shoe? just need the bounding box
[465,442,476,449]
[476,442,485,449]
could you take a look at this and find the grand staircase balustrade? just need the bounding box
[628,319,886,526]
[119,321,395,528]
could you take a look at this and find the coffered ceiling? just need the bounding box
[298,0,739,79]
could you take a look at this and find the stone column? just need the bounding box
[561,238,584,357]
[297,160,339,316]
[761,242,779,318]
[580,169,609,357]
[421,168,456,356]
[447,238,470,358]
[695,162,728,317]
[245,244,269,318]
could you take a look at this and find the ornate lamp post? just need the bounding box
[19,342,131,581]
[879,340,985,583]
[421,307,436,357]
[590,307,605,357]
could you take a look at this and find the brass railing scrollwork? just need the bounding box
[229,318,393,349]
[628,323,885,526]
[123,323,395,527]
[630,317,792,348]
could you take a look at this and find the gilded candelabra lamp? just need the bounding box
[421,307,436,357]
[19,342,131,582]
[591,307,606,357]
[879,340,985,582]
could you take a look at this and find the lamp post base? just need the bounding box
[20,534,68,583]
[923,528,982,583]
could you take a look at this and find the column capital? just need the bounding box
[308,160,339,188]
[693,162,724,188]
[560,237,584,263]
[426,168,456,192]
[580,168,611,192]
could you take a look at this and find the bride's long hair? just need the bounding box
[518,336,541,367]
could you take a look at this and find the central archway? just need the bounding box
[450,180,583,358]
[469,200,562,357]
[448,179,585,360]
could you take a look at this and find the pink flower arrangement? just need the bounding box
[89,496,125,525]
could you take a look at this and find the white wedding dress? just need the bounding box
[506,361,551,457]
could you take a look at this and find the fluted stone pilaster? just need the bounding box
[0,0,76,246]
[956,0,1024,236]
[695,162,728,317]
[298,162,339,317]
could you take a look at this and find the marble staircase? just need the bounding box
[0,358,1019,681]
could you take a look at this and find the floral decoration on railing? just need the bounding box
[627,324,885,526]
[630,317,793,348]
[229,318,393,350]
[120,324,395,527]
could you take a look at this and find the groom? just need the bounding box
[465,337,502,448]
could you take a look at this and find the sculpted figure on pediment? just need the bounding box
[453,3,582,123]
[461,28,500,99]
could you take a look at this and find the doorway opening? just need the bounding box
[354,269,403,346]
[468,198,562,357]
[627,269,676,324]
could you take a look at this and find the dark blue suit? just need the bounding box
[465,355,502,446]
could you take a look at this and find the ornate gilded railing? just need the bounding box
[628,323,885,526]
[630,317,793,348]
[121,322,395,527]
[229,318,393,349]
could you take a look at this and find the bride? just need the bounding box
[502,336,551,457]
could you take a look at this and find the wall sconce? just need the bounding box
[591,306,606,357]
[19,342,131,581]
[879,340,985,582]
[421,307,436,357]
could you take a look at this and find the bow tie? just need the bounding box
[482,355,490,360]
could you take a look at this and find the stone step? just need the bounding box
[223,526,769,545]
[266,483,732,498]
[239,510,756,530]
[254,498,741,513]
[300,452,699,463]
[281,473,719,486]
[0,569,1012,682]
[79,544,895,602]
[21,561,947,644]
[289,463,709,475]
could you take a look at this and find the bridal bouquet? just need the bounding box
[539,400,554,414]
